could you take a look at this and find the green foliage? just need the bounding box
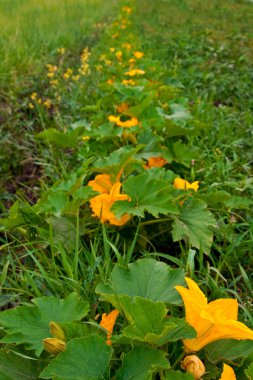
[40,335,112,380]
[120,296,195,345]
[0,349,43,380]
[96,258,185,306]
[245,362,253,380]
[113,172,179,218]
[0,293,89,356]
[205,339,253,363]
[165,371,194,379]
[116,346,170,380]
[172,198,216,253]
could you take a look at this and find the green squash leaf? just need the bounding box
[96,258,185,306]
[119,296,195,346]
[245,362,253,379]
[172,198,216,253]
[116,346,170,380]
[40,335,112,380]
[205,339,253,363]
[0,349,44,380]
[112,173,179,218]
[0,293,89,356]
[165,370,194,379]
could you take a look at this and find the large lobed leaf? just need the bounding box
[119,296,196,346]
[96,258,185,306]
[40,335,112,380]
[0,349,44,380]
[205,339,253,363]
[112,172,179,218]
[172,198,216,253]
[116,346,170,380]
[0,293,89,356]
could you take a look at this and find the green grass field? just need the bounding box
[0,0,253,378]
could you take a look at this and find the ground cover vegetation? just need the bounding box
[0,0,253,379]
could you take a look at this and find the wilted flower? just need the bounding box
[99,309,119,345]
[181,355,205,379]
[144,156,167,169]
[116,102,129,113]
[43,99,52,109]
[175,277,253,352]
[173,178,199,191]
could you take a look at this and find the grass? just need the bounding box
[134,0,253,317]
[0,0,115,208]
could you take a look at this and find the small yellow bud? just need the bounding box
[82,136,90,142]
[181,355,205,379]
[49,322,65,341]
[43,338,66,355]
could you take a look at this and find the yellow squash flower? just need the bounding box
[122,79,136,86]
[89,182,131,226]
[134,51,144,59]
[125,68,145,76]
[144,156,167,169]
[181,355,205,379]
[108,115,138,128]
[99,309,119,345]
[173,178,199,191]
[175,277,253,352]
[115,51,123,60]
[88,173,113,194]
[116,102,129,113]
[219,364,236,380]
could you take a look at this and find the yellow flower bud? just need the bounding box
[181,355,205,379]
[49,322,65,341]
[43,338,66,355]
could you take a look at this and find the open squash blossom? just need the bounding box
[134,51,144,59]
[108,115,139,128]
[175,277,253,352]
[144,156,167,169]
[181,355,205,379]
[125,68,145,76]
[116,102,129,113]
[99,309,119,345]
[173,178,199,192]
[90,182,131,226]
[88,173,113,194]
[219,364,236,380]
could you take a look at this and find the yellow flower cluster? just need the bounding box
[79,47,90,76]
